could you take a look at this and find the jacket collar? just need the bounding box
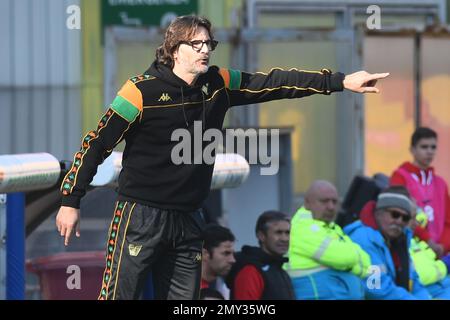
[400,162,434,185]
[241,246,289,266]
[294,206,337,228]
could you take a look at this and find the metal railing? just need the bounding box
[0,151,249,300]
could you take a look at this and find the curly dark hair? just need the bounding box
[156,15,214,68]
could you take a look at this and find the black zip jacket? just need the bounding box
[61,61,345,211]
[225,245,296,300]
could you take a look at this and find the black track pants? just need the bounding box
[98,201,205,300]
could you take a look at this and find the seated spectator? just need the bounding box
[226,211,296,300]
[344,186,430,299]
[201,224,236,299]
[288,180,371,300]
[200,288,225,300]
[409,208,450,299]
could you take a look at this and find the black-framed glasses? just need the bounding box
[388,210,411,223]
[179,39,218,52]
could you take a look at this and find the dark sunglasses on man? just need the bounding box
[387,209,411,223]
[179,39,219,52]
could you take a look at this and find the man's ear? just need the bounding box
[304,198,311,211]
[202,248,210,260]
[256,230,265,243]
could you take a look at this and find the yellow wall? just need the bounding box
[421,37,450,185]
[258,42,338,194]
[364,36,415,178]
[256,13,338,194]
[364,35,450,185]
[81,0,103,134]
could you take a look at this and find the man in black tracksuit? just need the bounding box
[56,15,389,300]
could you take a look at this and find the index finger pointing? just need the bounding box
[64,227,73,246]
[367,72,390,81]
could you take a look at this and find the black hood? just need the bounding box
[145,60,210,89]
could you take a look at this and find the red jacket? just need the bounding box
[232,265,265,300]
[391,162,450,253]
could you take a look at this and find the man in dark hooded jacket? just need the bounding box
[226,211,295,300]
[55,15,389,300]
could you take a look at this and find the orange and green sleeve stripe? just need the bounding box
[111,80,143,122]
[219,68,242,90]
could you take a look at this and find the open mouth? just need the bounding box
[199,58,209,65]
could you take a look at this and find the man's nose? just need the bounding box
[200,43,210,54]
[327,201,336,211]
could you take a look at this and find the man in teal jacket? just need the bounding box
[344,186,431,299]
[287,180,371,300]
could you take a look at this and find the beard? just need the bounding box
[194,60,209,74]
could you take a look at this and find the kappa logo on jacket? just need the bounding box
[158,93,172,102]
[128,244,143,257]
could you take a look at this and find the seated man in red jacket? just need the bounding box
[225,211,295,300]
[390,127,450,256]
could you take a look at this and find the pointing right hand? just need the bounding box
[56,206,81,246]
